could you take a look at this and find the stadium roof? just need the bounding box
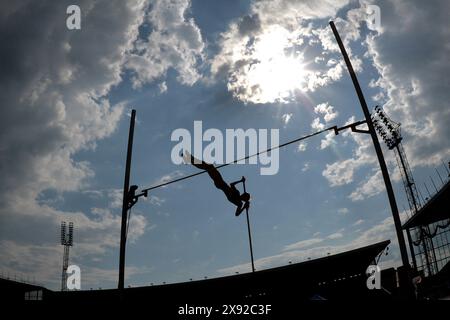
[49,240,390,303]
[402,179,450,229]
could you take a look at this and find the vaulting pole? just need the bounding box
[118,109,136,290]
[329,21,410,269]
[242,178,255,273]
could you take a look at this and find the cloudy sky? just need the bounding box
[0,0,449,290]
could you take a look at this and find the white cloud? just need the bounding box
[158,81,168,94]
[283,238,324,251]
[218,216,398,275]
[0,199,150,290]
[322,119,376,186]
[0,240,152,290]
[251,0,350,24]
[320,131,335,150]
[0,0,152,289]
[364,0,450,167]
[301,162,311,172]
[209,0,356,104]
[297,142,308,152]
[126,0,205,88]
[107,189,124,209]
[152,170,184,187]
[349,170,384,201]
[0,241,61,288]
[281,113,293,125]
[327,232,343,240]
[311,102,339,149]
[338,208,349,215]
[302,2,446,252]
[311,117,325,130]
[322,158,357,187]
[148,195,166,206]
[353,219,364,227]
[0,0,147,201]
[314,102,338,122]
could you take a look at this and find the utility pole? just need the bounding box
[118,109,136,290]
[329,21,410,269]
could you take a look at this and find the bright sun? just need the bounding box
[236,26,307,104]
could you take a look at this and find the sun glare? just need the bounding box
[243,26,307,104]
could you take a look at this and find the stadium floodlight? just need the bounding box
[60,221,74,246]
[372,106,402,150]
[68,222,74,246]
[60,221,66,245]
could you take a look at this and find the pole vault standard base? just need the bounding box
[245,209,255,273]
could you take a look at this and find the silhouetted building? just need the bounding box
[0,277,49,301]
[402,179,450,297]
[43,240,395,305]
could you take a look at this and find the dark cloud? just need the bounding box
[237,14,261,35]
[0,0,148,288]
[0,0,141,203]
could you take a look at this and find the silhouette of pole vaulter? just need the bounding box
[183,151,250,216]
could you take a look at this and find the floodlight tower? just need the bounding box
[371,106,437,275]
[60,221,74,291]
[371,106,420,211]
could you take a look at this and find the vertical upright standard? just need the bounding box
[242,178,255,273]
[60,221,74,291]
[118,109,136,290]
[329,21,410,269]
